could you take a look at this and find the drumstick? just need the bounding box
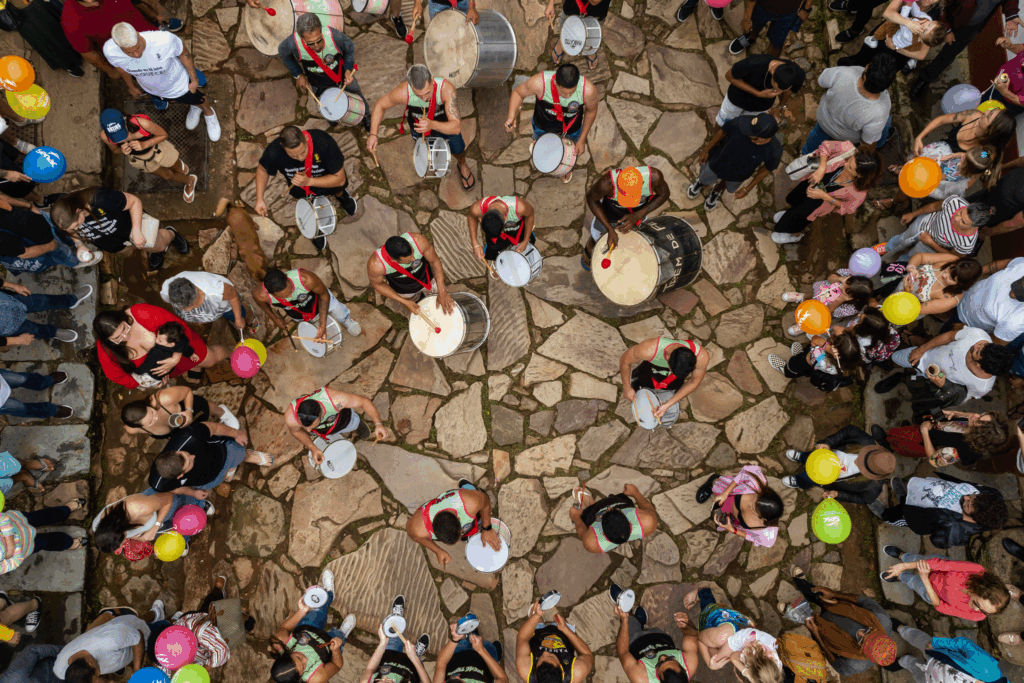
[306,84,322,107]
[647,393,663,426]
[416,309,441,334]
[292,335,337,344]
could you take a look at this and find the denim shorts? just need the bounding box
[531,121,583,143]
[751,6,803,48]
[412,129,467,155]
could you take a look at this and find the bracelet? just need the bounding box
[368,134,378,139]
[482,524,493,531]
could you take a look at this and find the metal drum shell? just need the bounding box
[424,9,517,89]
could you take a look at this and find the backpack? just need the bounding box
[777,633,828,683]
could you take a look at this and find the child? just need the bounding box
[781,274,874,336]
[688,114,782,212]
[702,623,783,683]
[694,465,784,547]
[839,0,947,71]
[133,322,199,387]
[767,334,862,392]
[916,144,998,199]
[876,197,994,259]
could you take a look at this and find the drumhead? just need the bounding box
[243,0,295,56]
[616,589,636,612]
[320,440,356,479]
[560,16,588,56]
[495,249,533,287]
[591,231,660,306]
[532,133,565,174]
[429,137,451,175]
[303,586,329,608]
[297,318,342,357]
[631,388,660,430]
[413,138,430,178]
[424,9,480,89]
[383,614,407,639]
[408,295,467,357]
[464,518,511,573]
[319,87,350,121]
[295,198,318,238]
[539,590,562,611]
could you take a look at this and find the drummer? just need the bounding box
[285,386,388,465]
[582,165,671,269]
[570,483,659,555]
[405,481,501,568]
[618,337,710,427]
[367,232,456,316]
[277,13,371,133]
[435,618,507,683]
[251,267,362,341]
[504,64,599,180]
[613,593,699,683]
[514,600,594,683]
[412,0,480,25]
[367,65,475,190]
[546,0,611,69]
[466,195,537,266]
[254,125,359,252]
[357,596,431,683]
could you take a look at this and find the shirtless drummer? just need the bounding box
[367,232,455,316]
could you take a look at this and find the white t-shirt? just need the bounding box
[103,31,190,99]
[919,327,995,399]
[54,616,150,678]
[834,448,861,479]
[906,477,979,512]
[957,257,1024,342]
[891,3,931,49]
[160,271,232,323]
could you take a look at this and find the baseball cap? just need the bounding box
[1012,276,1024,301]
[101,109,129,143]
[735,114,779,139]
[615,167,644,208]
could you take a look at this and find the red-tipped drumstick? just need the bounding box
[405,31,414,44]
[265,7,276,15]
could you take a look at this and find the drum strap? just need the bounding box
[400,80,440,135]
[297,35,343,85]
[380,245,433,290]
[263,283,320,322]
[575,0,588,14]
[549,74,574,136]
[651,373,677,390]
[301,131,316,198]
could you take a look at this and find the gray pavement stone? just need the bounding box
[0,526,86,592]
[3,269,97,362]
[50,363,94,422]
[877,525,922,606]
[2,425,90,477]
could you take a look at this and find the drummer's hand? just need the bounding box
[246,0,263,8]
[614,605,628,620]
[469,634,485,653]
[606,228,619,250]
[544,3,555,21]
[434,548,452,567]
[403,637,419,660]
[414,117,432,135]
[378,624,389,644]
[296,75,309,92]
[616,218,637,234]
[315,323,328,342]
[343,70,355,87]
[291,172,311,187]
[255,199,269,217]
[473,244,486,261]
[573,138,585,156]
[653,404,669,419]
[367,135,379,153]
[404,299,421,316]
[481,528,502,552]
[467,6,481,24]
[514,241,529,253]
[312,447,325,466]
[437,289,456,315]
[412,2,422,27]
[374,425,388,441]
[503,116,516,133]
[624,386,636,402]
[553,614,569,633]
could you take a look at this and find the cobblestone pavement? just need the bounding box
[2,0,1024,680]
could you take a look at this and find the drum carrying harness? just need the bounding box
[400,79,442,135]
[379,236,433,290]
[295,31,344,84]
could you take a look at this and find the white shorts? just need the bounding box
[716,95,769,128]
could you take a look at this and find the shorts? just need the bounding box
[751,5,803,49]
[697,163,745,193]
[127,141,180,173]
[428,0,469,19]
[151,69,208,106]
[532,120,583,143]
[411,129,466,155]
[715,94,769,128]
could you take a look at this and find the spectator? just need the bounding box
[800,581,896,675]
[0,500,86,576]
[781,426,896,506]
[5,0,84,77]
[912,145,998,202]
[158,577,237,674]
[93,304,230,388]
[546,0,612,68]
[161,271,255,332]
[569,484,659,554]
[879,552,1009,621]
[696,465,784,547]
[828,0,889,44]
[771,142,881,244]
[998,576,1024,646]
[767,334,862,392]
[895,626,1007,683]
[434,618,507,683]
[0,368,74,420]
[879,475,1008,547]
[729,0,814,57]
[883,410,1013,469]
[60,0,155,81]
[677,0,729,22]
[832,308,900,364]
[689,114,783,212]
[716,56,805,130]
[0,644,60,683]
[910,109,1014,180]
[0,279,91,349]
[781,272,874,335]
[993,35,1024,116]
[0,139,58,208]
[54,600,165,682]
[120,385,237,440]
[0,452,55,496]
[0,594,43,643]
[945,258,1024,343]
[874,253,982,320]
[91,489,213,553]
[801,53,898,154]
[837,8,946,70]
[875,198,994,259]
[0,206,81,274]
[100,109,197,204]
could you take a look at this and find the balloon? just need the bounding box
[23,146,66,183]
[706,0,732,6]
[806,448,841,485]
[154,530,187,562]
[154,625,197,670]
[172,504,207,536]
[0,56,34,92]
[812,498,852,544]
[898,157,942,198]
[882,292,921,326]
[848,247,882,277]
[941,84,981,114]
[230,346,260,378]
[5,84,50,119]
[794,300,831,335]
[0,490,5,513]
[239,337,267,365]
[129,668,170,683]
[977,99,1006,112]
[171,664,210,683]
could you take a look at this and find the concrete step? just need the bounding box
[0,269,98,363]
[0,526,86,592]
[1,362,94,425]
[0,425,91,478]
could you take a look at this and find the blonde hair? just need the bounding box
[111,22,140,50]
[743,645,784,683]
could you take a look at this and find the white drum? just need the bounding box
[352,0,389,13]
[424,9,517,89]
[318,440,356,479]
[531,132,577,177]
[319,87,366,126]
[303,586,329,608]
[560,15,601,56]
[413,136,451,178]
[494,243,543,287]
[383,614,407,639]
[630,388,680,430]
[464,518,511,573]
[296,196,337,240]
[297,317,343,357]
[409,291,490,358]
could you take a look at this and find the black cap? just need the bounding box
[735,114,779,139]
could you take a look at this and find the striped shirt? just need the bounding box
[924,196,976,255]
[0,511,36,575]
[170,613,230,670]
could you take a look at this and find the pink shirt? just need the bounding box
[925,558,987,621]
[997,50,1024,100]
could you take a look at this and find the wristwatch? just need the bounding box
[481,523,493,531]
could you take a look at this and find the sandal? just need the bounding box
[248,450,275,467]
[185,368,203,384]
[871,198,895,211]
[67,498,86,513]
[791,566,806,579]
[777,601,789,614]
[183,174,198,204]
[551,46,564,65]
[69,537,87,550]
[580,246,593,272]
[562,170,573,184]
[34,457,56,472]
[586,54,598,70]
[998,632,1022,645]
[459,164,476,191]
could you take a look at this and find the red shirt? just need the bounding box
[925,557,987,622]
[96,304,207,389]
[61,0,155,55]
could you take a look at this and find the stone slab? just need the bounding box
[429,211,488,281]
[325,196,403,288]
[236,79,297,135]
[2,426,90,478]
[536,312,627,378]
[288,471,383,566]
[497,477,549,558]
[226,486,287,558]
[648,45,721,106]
[487,278,530,371]
[524,256,659,318]
[2,269,97,362]
[435,382,487,457]
[360,443,466,511]
[535,537,611,606]
[391,335,452,397]
[607,96,662,149]
[0,526,85,592]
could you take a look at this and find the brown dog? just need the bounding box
[217,198,269,281]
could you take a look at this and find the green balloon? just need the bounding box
[171,665,209,683]
[811,498,851,544]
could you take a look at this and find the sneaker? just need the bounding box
[729,34,751,54]
[711,5,724,19]
[218,404,240,430]
[771,232,803,244]
[340,613,357,639]
[634,605,648,630]
[787,324,803,337]
[890,476,908,497]
[391,14,408,39]
[873,372,904,395]
[50,371,69,384]
[37,193,66,208]
[767,353,787,373]
[205,110,221,142]
[415,634,429,658]
[828,0,851,10]
[341,316,362,336]
[458,478,472,489]
[160,18,184,32]
[320,569,335,593]
[493,641,504,663]
[152,97,169,112]
[835,29,858,43]
[148,251,164,270]
[14,139,36,154]
[784,449,802,462]
[55,328,78,343]
[392,595,405,617]
[66,62,85,77]
[880,570,899,583]
[790,341,804,356]
[704,186,723,211]
[772,210,786,223]
[150,599,166,623]
[867,499,885,518]
[676,1,696,22]
[872,243,888,256]
[185,105,202,130]
[55,405,73,418]
[883,546,904,561]
[69,284,94,310]
[202,501,215,516]
[686,179,703,200]
[312,235,327,252]
[172,611,184,620]
[339,191,358,217]
[24,597,41,633]
[864,36,879,48]
[167,227,190,254]
[781,476,799,488]
[609,583,624,605]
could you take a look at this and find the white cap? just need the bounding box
[111,22,140,50]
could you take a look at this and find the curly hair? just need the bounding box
[970,491,1008,530]
[965,571,1009,611]
[963,413,1012,454]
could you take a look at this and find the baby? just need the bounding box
[868,1,947,69]
[133,321,199,385]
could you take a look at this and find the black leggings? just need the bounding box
[784,351,814,379]
[25,506,74,553]
[845,0,887,35]
[775,181,825,235]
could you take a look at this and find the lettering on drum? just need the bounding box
[565,39,583,48]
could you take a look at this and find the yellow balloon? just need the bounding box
[882,292,921,326]
[5,84,50,119]
[239,338,267,365]
[154,531,187,561]
[977,100,1006,112]
[806,448,841,485]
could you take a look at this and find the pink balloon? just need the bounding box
[172,504,207,536]
[706,0,732,7]
[154,625,197,670]
[230,346,260,378]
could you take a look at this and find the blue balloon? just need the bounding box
[941,84,981,115]
[849,247,882,277]
[129,668,170,683]
[22,146,66,183]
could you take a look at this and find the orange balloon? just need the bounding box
[795,299,831,335]
[0,56,34,92]
[898,157,942,198]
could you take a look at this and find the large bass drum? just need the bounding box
[424,9,517,89]
[244,0,345,57]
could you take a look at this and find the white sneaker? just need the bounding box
[784,449,803,462]
[55,328,78,342]
[340,613,357,639]
[14,139,36,154]
[172,611,184,620]
[150,599,166,622]
[341,317,362,336]
[69,284,94,310]
[772,210,786,223]
[787,324,804,336]
[771,231,804,245]
[218,404,240,430]
[185,106,202,131]
[782,476,799,488]
[320,569,335,593]
[205,109,221,142]
[864,36,878,48]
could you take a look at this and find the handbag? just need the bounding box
[786,146,857,181]
[118,538,154,562]
[0,4,22,32]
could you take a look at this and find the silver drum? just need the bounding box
[424,9,517,89]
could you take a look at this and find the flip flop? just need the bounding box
[586,54,598,70]
[551,47,564,65]
[459,164,476,190]
[34,457,56,472]
[183,174,198,204]
[562,170,573,184]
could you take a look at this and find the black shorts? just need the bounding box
[288,183,348,200]
[154,88,207,106]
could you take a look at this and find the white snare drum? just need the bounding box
[303,586,329,609]
[413,136,451,179]
[630,388,680,430]
[383,614,407,639]
[352,0,389,13]
[464,518,511,573]
[532,133,577,177]
[297,316,343,357]
[424,9,517,89]
[318,440,356,479]
[409,291,490,358]
[296,196,337,240]
[494,243,543,287]
[560,15,602,56]
[319,87,366,125]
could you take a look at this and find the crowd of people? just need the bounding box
[0,0,1023,681]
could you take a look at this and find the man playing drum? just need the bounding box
[357,596,431,683]
[367,65,475,190]
[434,619,507,683]
[619,337,710,427]
[613,589,699,683]
[582,165,671,269]
[515,600,594,683]
[278,13,371,133]
[255,125,359,252]
[505,64,599,177]
[545,0,611,69]
[569,483,659,555]
[466,195,537,266]
[405,481,501,568]
[412,0,480,25]
[285,386,388,465]
[367,233,456,316]
[251,267,362,342]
